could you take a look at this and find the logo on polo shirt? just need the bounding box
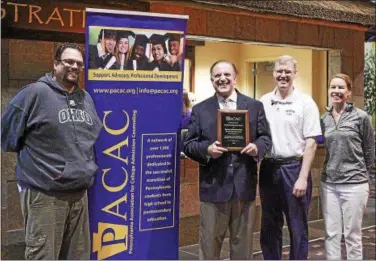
[285,109,295,116]
[271,100,292,106]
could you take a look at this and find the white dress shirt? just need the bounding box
[217,91,237,110]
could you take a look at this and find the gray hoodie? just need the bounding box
[1,73,103,192]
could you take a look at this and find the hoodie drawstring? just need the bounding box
[65,93,79,147]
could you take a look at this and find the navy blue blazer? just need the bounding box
[183,91,272,203]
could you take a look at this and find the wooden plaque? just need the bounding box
[217,110,250,151]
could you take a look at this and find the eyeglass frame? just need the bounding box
[273,69,295,76]
[58,59,85,69]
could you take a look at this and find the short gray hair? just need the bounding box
[274,55,297,71]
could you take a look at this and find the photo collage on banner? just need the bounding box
[87,25,185,81]
[85,8,188,260]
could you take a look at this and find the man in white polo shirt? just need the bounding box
[259,55,322,260]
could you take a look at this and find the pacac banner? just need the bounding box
[85,8,188,260]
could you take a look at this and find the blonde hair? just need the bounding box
[115,38,131,67]
[274,55,297,71]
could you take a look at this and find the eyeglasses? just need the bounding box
[59,59,85,69]
[274,69,294,76]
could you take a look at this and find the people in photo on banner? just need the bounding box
[1,43,103,260]
[320,73,375,260]
[89,29,117,69]
[127,34,150,71]
[183,60,272,260]
[259,55,322,260]
[114,30,135,70]
[149,34,180,72]
[165,33,183,70]
[181,89,192,129]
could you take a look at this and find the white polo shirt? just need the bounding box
[260,88,322,158]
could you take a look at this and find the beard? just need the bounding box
[64,71,79,85]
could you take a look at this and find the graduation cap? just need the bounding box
[117,30,135,41]
[149,34,168,53]
[133,34,149,49]
[150,34,168,46]
[98,29,117,41]
[165,33,183,55]
[165,33,183,43]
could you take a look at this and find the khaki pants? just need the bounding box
[199,199,256,260]
[20,187,90,260]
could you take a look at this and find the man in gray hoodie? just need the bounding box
[1,43,102,259]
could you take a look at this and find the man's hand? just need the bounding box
[292,177,307,198]
[241,143,258,156]
[207,141,228,159]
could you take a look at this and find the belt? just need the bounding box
[265,156,303,164]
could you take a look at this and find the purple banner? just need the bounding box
[85,8,188,260]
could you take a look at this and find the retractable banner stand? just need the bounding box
[85,8,188,260]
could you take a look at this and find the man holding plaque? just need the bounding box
[184,60,271,260]
[259,55,321,260]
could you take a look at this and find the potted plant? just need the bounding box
[364,44,375,176]
[364,47,375,127]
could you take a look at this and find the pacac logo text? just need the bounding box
[92,222,128,260]
[92,110,132,259]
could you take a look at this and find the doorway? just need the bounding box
[246,60,276,100]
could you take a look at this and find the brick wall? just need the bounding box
[0,39,85,257]
[1,1,366,253]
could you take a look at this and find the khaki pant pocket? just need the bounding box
[25,234,46,260]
